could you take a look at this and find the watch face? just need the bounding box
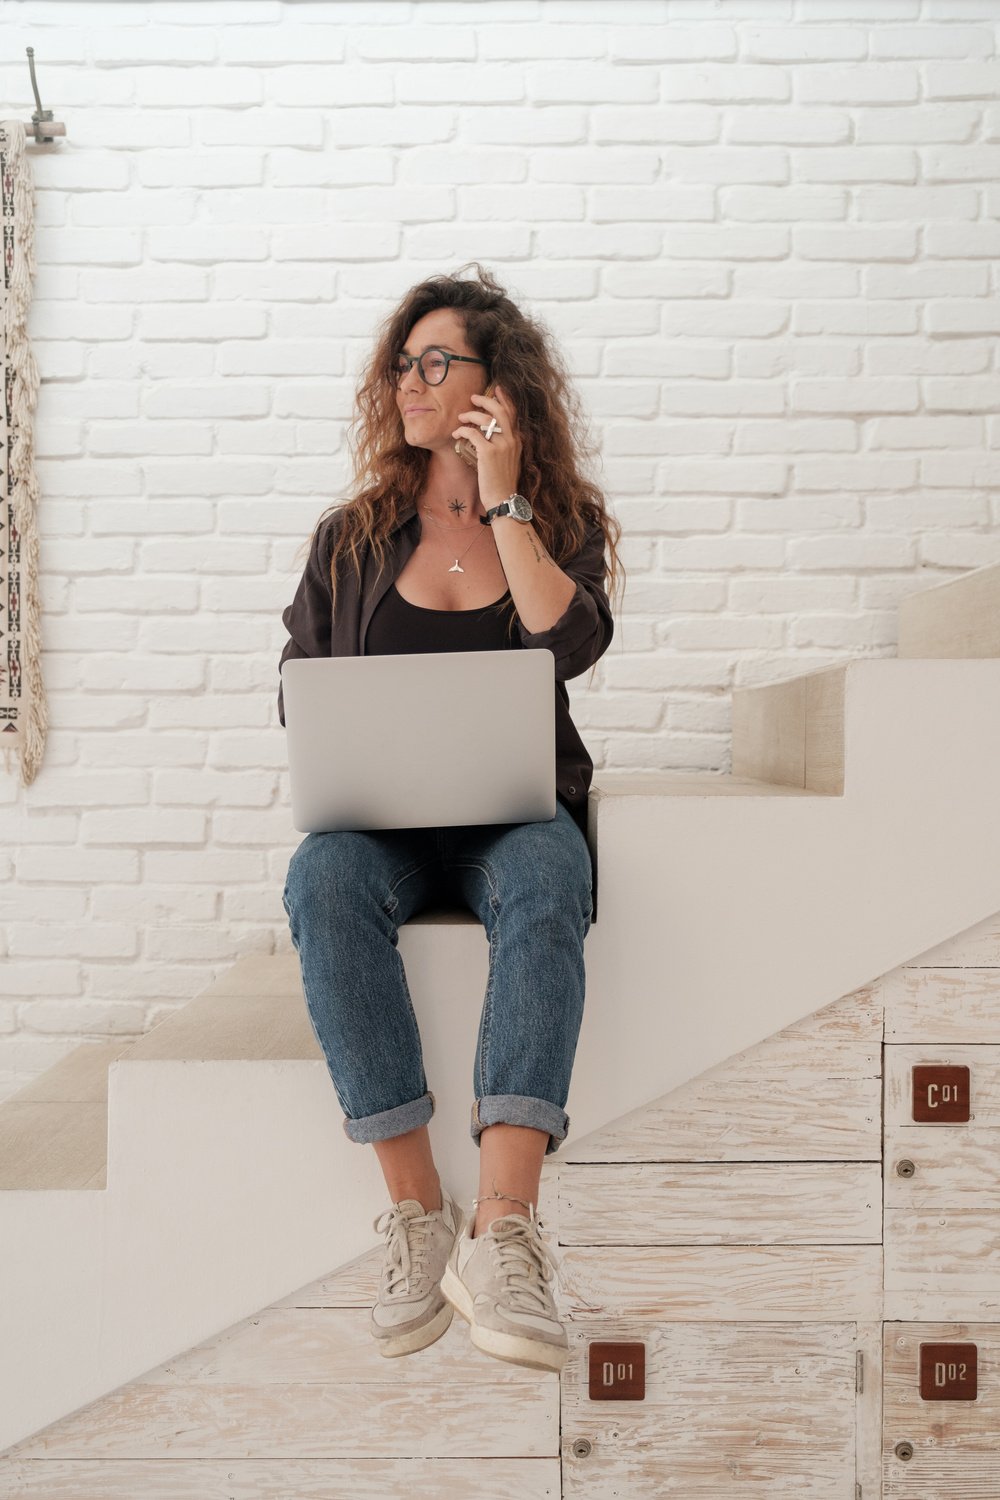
[509,493,532,521]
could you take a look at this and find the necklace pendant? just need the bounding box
[449,560,463,572]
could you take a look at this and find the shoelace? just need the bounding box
[481,1214,563,1317]
[373,1203,442,1299]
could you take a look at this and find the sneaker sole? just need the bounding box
[372,1296,454,1359]
[439,1263,569,1373]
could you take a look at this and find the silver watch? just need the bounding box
[481,492,533,525]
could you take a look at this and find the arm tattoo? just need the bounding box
[528,528,558,568]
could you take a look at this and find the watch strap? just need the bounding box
[482,494,531,524]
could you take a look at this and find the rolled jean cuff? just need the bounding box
[471,1094,570,1157]
[343,1089,435,1146]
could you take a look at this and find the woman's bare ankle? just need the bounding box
[390,1182,442,1213]
[372,1127,442,1215]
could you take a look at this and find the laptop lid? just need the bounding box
[281,649,557,832]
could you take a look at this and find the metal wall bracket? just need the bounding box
[23,47,66,144]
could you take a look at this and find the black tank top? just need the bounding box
[366,582,517,656]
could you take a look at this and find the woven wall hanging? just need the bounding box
[1,119,45,785]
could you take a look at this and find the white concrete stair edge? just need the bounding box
[3,658,1000,1453]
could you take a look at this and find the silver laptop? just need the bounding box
[281,649,557,832]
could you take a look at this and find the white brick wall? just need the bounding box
[2,0,999,1097]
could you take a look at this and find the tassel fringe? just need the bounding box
[1,119,46,785]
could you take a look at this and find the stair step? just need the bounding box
[591,769,821,797]
[898,558,1000,659]
[5,1039,134,1106]
[731,663,846,794]
[0,1041,138,1191]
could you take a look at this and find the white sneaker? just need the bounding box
[440,1203,569,1373]
[369,1186,464,1358]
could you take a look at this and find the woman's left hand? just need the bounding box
[452,383,524,510]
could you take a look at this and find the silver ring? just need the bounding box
[483,417,501,440]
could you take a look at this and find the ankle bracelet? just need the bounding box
[472,1191,535,1215]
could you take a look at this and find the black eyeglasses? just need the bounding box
[390,348,488,386]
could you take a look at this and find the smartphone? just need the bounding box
[454,379,498,469]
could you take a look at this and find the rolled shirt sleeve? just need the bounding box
[515,520,614,682]
[277,518,336,728]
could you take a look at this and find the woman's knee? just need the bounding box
[497,828,592,921]
[284,829,371,912]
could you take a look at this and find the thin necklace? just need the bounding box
[419,499,490,573]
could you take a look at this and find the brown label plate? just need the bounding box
[912,1064,970,1123]
[919,1342,977,1400]
[588,1341,645,1400]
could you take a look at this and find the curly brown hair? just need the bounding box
[300,261,625,664]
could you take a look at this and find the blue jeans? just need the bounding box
[282,800,593,1157]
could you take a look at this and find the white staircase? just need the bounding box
[2,559,999,1456]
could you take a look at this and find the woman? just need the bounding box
[278,263,624,1373]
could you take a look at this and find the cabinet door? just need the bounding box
[884,1044,1000,1322]
[562,1319,861,1498]
[883,1322,999,1499]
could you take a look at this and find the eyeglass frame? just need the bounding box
[390,347,489,387]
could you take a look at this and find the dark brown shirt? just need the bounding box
[277,501,614,844]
